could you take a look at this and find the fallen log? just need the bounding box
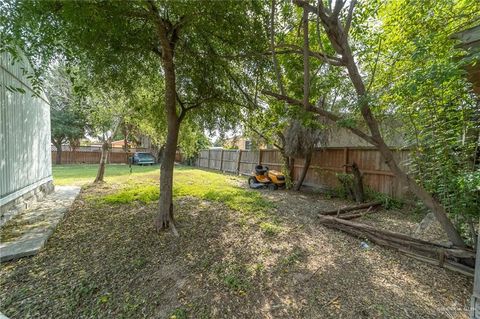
[339,206,375,220]
[320,201,382,216]
[316,215,475,276]
[317,215,475,258]
[400,249,474,277]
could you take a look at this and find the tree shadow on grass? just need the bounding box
[0,187,473,319]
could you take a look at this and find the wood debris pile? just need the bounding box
[318,204,475,277]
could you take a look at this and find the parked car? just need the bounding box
[129,152,156,165]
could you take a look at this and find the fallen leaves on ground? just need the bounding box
[0,168,472,319]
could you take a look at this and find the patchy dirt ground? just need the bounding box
[0,168,473,319]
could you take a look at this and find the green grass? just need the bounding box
[102,185,159,204]
[259,221,283,236]
[169,308,187,319]
[52,164,159,186]
[173,169,275,215]
[81,166,275,216]
[56,164,275,219]
[280,246,306,267]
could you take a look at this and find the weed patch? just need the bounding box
[280,246,306,268]
[259,221,283,236]
[174,171,275,215]
[99,185,159,204]
[169,307,187,319]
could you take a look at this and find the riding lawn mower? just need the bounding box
[248,165,286,190]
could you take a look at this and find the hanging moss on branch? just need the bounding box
[284,120,329,191]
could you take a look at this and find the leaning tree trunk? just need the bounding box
[94,141,109,183]
[344,56,466,247]
[307,2,466,248]
[294,152,312,191]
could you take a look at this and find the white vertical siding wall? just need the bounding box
[0,51,52,205]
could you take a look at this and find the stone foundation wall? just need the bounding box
[0,180,55,227]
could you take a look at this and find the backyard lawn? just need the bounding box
[0,164,473,318]
[52,164,159,186]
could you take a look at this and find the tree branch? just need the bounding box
[303,8,310,110]
[317,0,331,18]
[344,0,357,35]
[248,125,283,150]
[332,0,346,17]
[269,0,286,95]
[262,90,379,146]
[176,91,186,110]
[367,37,382,93]
[177,95,217,123]
[295,0,320,15]
[145,0,172,60]
[275,43,345,66]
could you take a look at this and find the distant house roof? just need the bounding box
[452,24,480,95]
[111,140,127,148]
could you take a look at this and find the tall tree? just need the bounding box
[372,0,480,242]
[85,89,125,183]
[2,0,267,234]
[44,65,86,164]
[263,0,479,247]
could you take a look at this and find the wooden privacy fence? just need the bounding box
[196,148,411,199]
[52,148,182,164]
[51,146,152,164]
[52,151,132,164]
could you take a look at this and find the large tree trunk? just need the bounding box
[346,51,465,247]
[156,120,179,234]
[94,141,109,183]
[290,1,466,248]
[294,152,312,191]
[377,143,466,247]
[147,1,182,236]
[155,49,180,235]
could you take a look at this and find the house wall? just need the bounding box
[326,121,407,148]
[0,51,53,220]
[224,136,248,150]
[224,136,269,150]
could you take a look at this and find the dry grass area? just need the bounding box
[0,166,473,318]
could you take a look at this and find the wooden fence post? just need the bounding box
[220,149,224,171]
[343,147,349,173]
[208,149,211,169]
[236,150,243,175]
